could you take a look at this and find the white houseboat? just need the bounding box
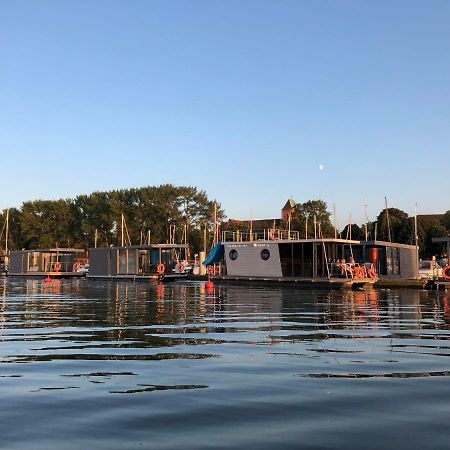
[205,231,419,289]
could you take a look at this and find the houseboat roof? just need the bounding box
[222,238,417,249]
[91,243,189,251]
[432,237,450,243]
[13,248,85,253]
[361,240,418,249]
[223,238,362,245]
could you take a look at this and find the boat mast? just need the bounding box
[414,202,419,271]
[333,203,337,239]
[121,214,124,247]
[5,208,9,256]
[385,197,392,243]
[364,200,368,241]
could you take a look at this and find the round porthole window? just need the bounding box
[261,249,270,261]
[229,249,238,261]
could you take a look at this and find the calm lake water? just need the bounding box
[0,278,449,450]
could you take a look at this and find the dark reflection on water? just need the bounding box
[0,278,449,449]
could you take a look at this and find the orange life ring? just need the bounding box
[443,266,450,281]
[179,263,185,273]
[157,263,165,275]
[368,268,377,280]
[54,261,62,272]
[352,267,364,279]
[73,262,80,272]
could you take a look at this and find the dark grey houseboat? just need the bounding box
[8,248,87,278]
[87,243,189,281]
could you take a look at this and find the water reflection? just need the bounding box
[0,278,449,449]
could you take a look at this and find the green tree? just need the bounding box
[417,218,448,258]
[292,200,335,238]
[341,223,365,240]
[375,208,413,244]
[443,210,450,232]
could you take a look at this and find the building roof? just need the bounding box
[282,199,297,210]
[417,214,445,223]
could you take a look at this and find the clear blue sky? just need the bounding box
[1,0,449,227]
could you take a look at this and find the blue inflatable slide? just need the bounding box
[203,243,224,266]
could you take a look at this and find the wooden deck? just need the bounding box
[212,275,375,289]
[8,272,85,278]
[87,273,188,282]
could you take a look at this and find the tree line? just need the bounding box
[1,191,448,258]
[0,185,223,253]
[291,201,449,258]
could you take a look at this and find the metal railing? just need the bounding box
[221,229,300,242]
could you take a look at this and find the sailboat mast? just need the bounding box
[5,208,9,255]
[414,203,419,264]
[364,201,368,241]
[333,203,337,239]
[385,197,392,242]
[121,214,124,247]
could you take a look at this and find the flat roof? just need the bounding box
[90,243,189,250]
[12,248,85,253]
[222,238,417,249]
[223,238,362,245]
[432,237,450,243]
[361,240,417,249]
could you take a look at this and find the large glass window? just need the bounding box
[127,250,137,274]
[119,249,127,274]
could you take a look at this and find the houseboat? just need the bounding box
[8,248,87,278]
[204,231,419,289]
[87,243,190,281]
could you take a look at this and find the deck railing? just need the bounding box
[221,229,300,242]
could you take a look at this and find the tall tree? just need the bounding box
[292,200,335,238]
[417,218,448,258]
[375,208,413,244]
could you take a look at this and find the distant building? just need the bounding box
[222,198,298,232]
[281,198,297,221]
[417,214,445,225]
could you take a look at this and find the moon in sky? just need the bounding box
[319,164,324,171]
